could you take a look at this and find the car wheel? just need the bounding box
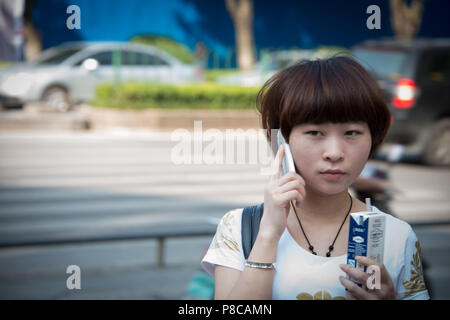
[424,118,450,166]
[1,103,24,110]
[42,86,73,112]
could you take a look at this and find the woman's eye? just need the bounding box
[346,130,361,136]
[306,131,323,137]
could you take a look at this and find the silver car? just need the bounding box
[0,42,203,111]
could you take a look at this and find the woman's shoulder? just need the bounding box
[201,208,246,276]
[213,208,245,240]
[223,207,244,219]
[217,208,244,228]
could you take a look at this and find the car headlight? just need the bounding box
[0,72,34,96]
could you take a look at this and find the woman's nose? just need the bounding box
[322,137,344,161]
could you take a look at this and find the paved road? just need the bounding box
[0,130,448,299]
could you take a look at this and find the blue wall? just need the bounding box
[33,0,450,67]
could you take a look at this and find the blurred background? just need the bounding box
[0,0,449,299]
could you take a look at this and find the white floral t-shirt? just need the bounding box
[201,206,430,300]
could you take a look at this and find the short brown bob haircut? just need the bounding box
[257,55,391,158]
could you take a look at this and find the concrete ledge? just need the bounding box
[82,104,262,131]
[0,105,90,131]
[0,104,263,132]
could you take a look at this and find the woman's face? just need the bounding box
[289,121,372,196]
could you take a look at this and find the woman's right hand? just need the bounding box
[258,144,306,241]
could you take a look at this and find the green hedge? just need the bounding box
[204,69,240,82]
[0,61,11,70]
[93,82,261,110]
[130,35,195,64]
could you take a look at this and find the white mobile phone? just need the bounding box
[277,130,296,175]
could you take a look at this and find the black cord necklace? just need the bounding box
[292,193,353,257]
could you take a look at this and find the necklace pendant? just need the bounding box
[328,245,334,252]
[326,252,331,257]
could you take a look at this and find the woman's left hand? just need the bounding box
[339,256,396,300]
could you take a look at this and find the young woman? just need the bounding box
[201,56,430,300]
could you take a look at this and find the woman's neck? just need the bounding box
[294,188,354,224]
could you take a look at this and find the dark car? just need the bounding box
[352,38,450,166]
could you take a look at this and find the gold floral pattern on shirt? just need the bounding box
[296,290,345,300]
[403,241,427,297]
[210,211,240,252]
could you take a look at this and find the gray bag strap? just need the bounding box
[241,202,264,260]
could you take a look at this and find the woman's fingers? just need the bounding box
[339,264,369,287]
[339,257,396,300]
[275,179,306,201]
[274,189,305,206]
[339,276,372,300]
[270,144,285,182]
[276,171,306,206]
[354,256,396,299]
[354,256,384,274]
[339,263,374,300]
[354,256,390,287]
[277,171,305,187]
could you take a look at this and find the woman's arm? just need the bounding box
[214,233,279,300]
[214,145,305,299]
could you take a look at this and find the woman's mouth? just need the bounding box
[320,169,346,180]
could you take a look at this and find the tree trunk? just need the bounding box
[24,0,42,61]
[226,0,255,70]
[389,0,425,41]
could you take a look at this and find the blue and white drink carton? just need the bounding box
[346,203,385,285]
